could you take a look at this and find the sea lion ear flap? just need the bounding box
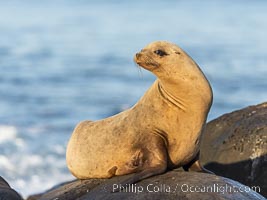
[175,51,181,55]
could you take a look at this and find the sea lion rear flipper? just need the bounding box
[112,135,168,192]
[182,151,214,174]
[112,164,166,193]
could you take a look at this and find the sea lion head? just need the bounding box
[134,41,212,103]
[134,41,197,82]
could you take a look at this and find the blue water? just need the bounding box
[0,0,266,197]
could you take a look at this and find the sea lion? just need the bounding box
[66,41,213,185]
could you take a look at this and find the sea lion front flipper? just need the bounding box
[112,165,166,193]
[182,151,214,174]
[112,135,168,192]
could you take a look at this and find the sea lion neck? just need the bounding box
[157,81,187,111]
[156,66,212,111]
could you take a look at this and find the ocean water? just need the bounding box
[0,0,266,197]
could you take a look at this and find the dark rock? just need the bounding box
[27,171,265,200]
[27,179,107,200]
[0,176,23,200]
[200,102,267,197]
[27,102,267,199]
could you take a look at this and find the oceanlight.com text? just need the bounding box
[113,183,260,195]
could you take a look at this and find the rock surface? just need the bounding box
[27,102,267,200]
[0,176,23,200]
[200,102,267,197]
[27,171,265,200]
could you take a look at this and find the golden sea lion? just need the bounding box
[66,41,213,185]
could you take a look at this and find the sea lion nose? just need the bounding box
[136,49,146,58]
[136,53,141,59]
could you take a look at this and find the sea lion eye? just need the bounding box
[154,50,168,57]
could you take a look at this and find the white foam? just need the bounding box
[0,125,17,143]
[13,172,74,198]
[0,155,16,171]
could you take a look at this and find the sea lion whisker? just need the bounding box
[135,63,143,77]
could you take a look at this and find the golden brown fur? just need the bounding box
[66,41,213,183]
